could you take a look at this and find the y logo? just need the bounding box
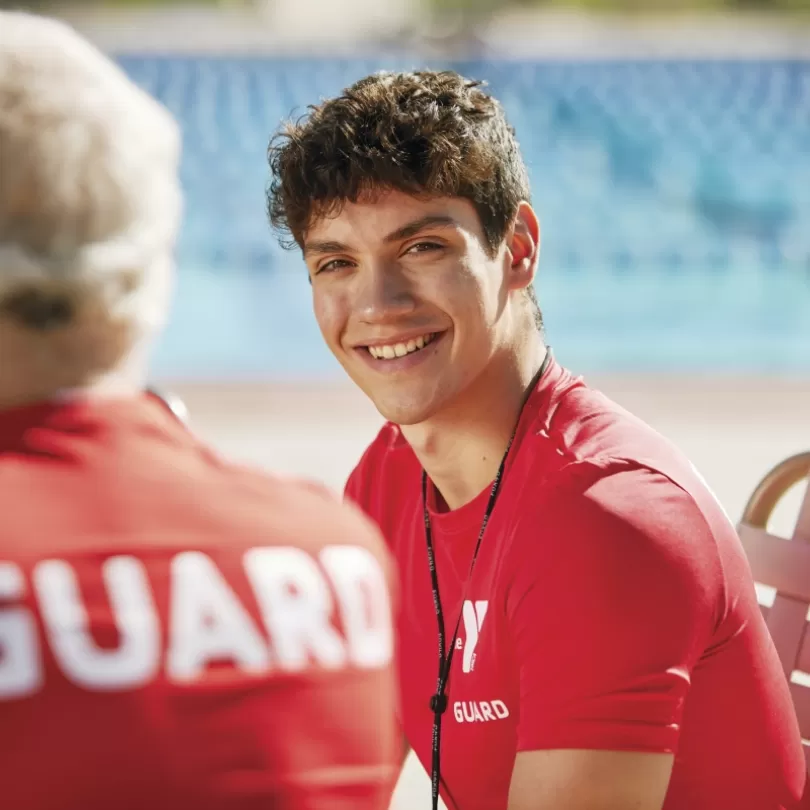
[460,600,488,673]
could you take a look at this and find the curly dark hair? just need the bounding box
[266,69,542,330]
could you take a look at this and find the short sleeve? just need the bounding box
[506,465,723,754]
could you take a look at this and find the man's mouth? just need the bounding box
[365,332,437,361]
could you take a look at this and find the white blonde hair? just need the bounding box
[0,11,182,344]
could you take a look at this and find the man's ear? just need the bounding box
[505,202,540,292]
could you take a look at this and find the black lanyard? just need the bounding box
[421,351,552,810]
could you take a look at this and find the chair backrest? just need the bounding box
[737,452,810,770]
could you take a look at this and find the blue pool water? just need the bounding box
[117,56,810,378]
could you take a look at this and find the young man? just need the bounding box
[0,13,400,810]
[267,70,807,810]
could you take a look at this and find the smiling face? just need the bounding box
[266,71,543,424]
[304,189,538,426]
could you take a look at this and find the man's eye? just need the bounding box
[407,242,444,255]
[317,259,353,274]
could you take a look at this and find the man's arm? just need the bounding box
[509,750,673,810]
[505,466,721,810]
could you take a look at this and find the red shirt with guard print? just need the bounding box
[346,356,806,810]
[0,395,400,810]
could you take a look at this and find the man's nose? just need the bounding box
[356,263,417,324]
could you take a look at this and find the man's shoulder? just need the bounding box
[533,370,698,490]
[504,459,728,624]
[509,445,735,613]
[517,369,734,554]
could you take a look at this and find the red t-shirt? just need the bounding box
[0,395,400,810]
[346,357,806,810]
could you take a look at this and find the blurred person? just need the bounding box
[0,12,400,810]
[267,70,807,810]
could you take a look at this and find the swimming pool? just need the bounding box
[117,56,810,378]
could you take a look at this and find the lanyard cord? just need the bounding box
[421,351,552,810]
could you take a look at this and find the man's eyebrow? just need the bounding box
[383,215,459,243]
[303,215,459,257]
[302,239,350,257]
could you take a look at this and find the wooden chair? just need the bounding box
[737,452,810,770]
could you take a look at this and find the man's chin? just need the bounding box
[371,394,441,428]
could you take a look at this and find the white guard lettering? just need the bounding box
[244,547,347,672]
[319,545,393,668]
[0,563,42,698]
[35,556,161,690]
[0,543,392,696]
[167,551,270,681]
[453,699,510,723]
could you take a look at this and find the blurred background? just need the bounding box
[10,0,807,380]
[4,0,810,805]
[7,0,807,570]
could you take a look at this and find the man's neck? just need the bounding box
[401,341,547,511]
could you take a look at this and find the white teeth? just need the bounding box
[368,333,434,360]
